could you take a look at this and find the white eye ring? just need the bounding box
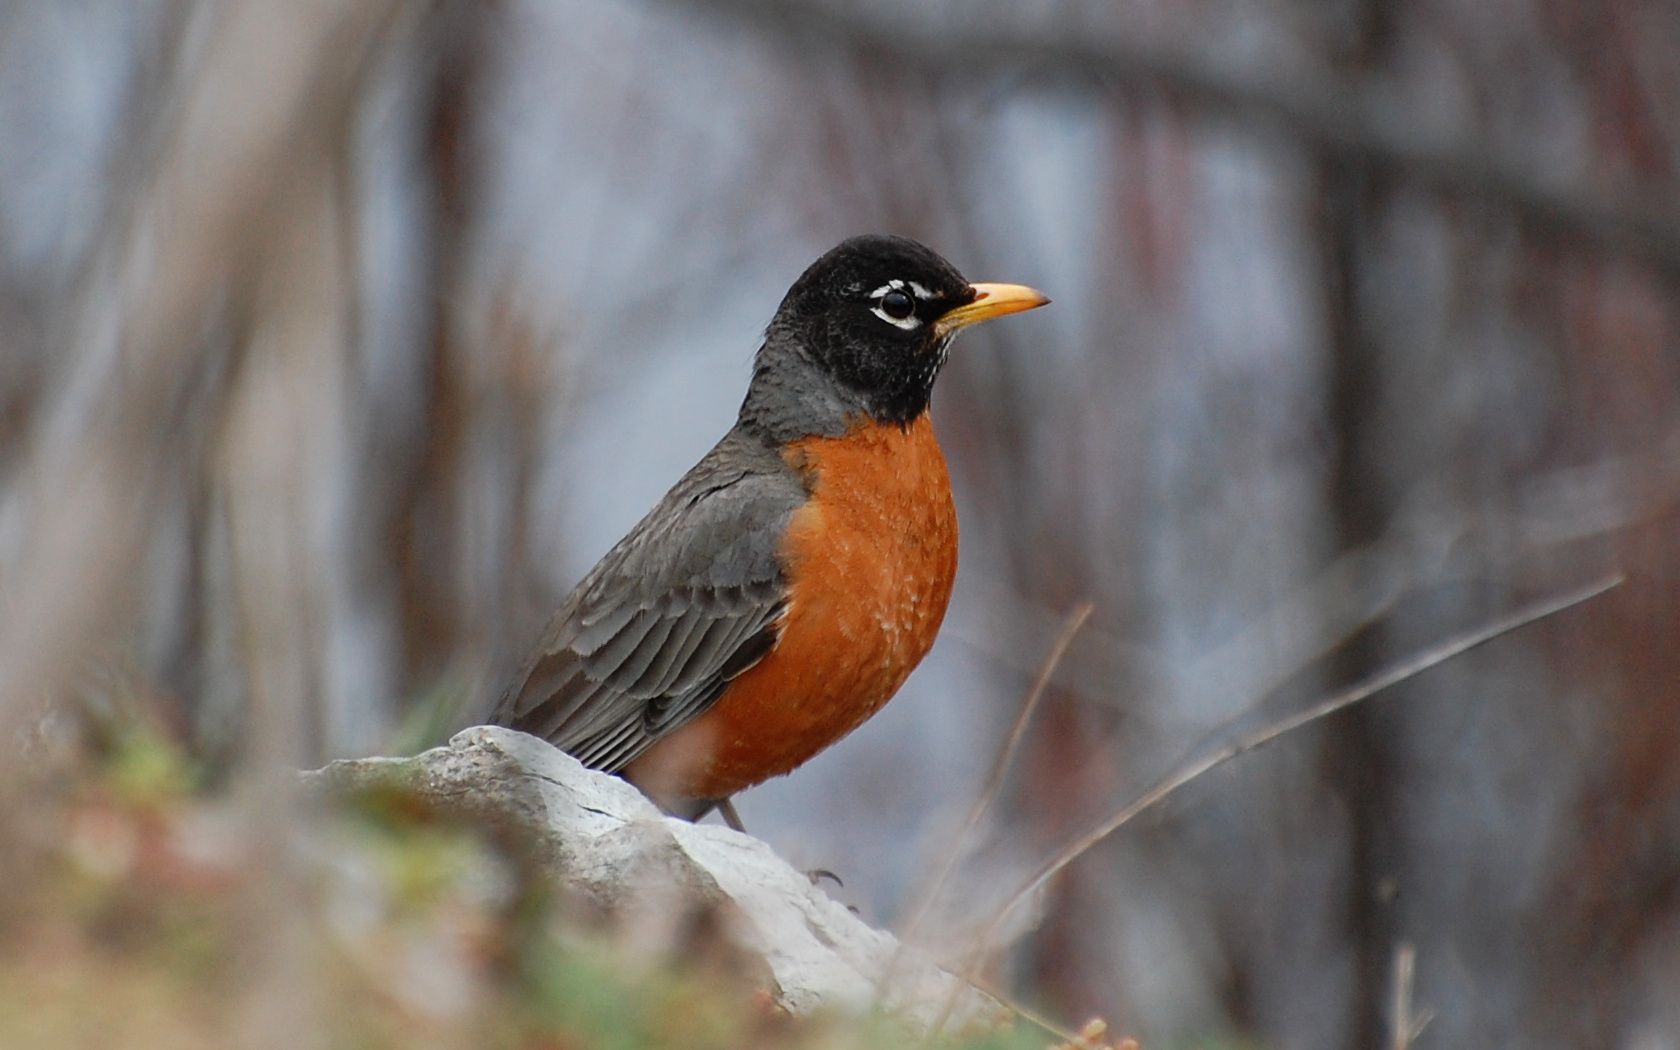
[868,279,925,330]
[868,279,938,301]
[870,302,921,330]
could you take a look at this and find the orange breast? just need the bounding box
[628,413,958,803]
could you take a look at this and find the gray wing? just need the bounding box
[492,429,806,774]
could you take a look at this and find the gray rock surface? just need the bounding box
[304,725,1005,1031]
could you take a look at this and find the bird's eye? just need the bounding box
[879,289,915,320]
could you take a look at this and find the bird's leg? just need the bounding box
[712,797,844,892]
[716,797,747,832]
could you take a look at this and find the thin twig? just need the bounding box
[898,602,1095,945]
[878,602,1093,1019]
[1390,942,1417,1050]
[936,573,1621,1033]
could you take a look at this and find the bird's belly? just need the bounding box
[627,413,957,803]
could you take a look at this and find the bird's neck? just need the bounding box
[739,346,862,444]
[738,343,932,444]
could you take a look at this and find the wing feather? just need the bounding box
[492,429,805,777]
[629,605,710,697]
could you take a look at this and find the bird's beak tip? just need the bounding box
[934,281,1051,337]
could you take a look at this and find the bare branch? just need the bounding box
[673,0,1680,272]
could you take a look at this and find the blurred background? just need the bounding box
[2,1,1678,1046]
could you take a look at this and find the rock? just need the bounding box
[303,725,1005,1032]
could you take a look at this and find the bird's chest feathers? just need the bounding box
[620,416,960,801]
[778,413,958,683]
[630,414,959,800]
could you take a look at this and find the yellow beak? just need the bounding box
[933,282,1051,338]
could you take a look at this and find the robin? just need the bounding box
[493,234,1048,826]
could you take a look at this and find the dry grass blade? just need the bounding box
[952,573,1622,1012]
[1390,942,1427,1050]
[961,973,1091,1046]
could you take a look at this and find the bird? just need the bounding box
[492,234,1048,826]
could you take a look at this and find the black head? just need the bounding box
[741,235,1048,436]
